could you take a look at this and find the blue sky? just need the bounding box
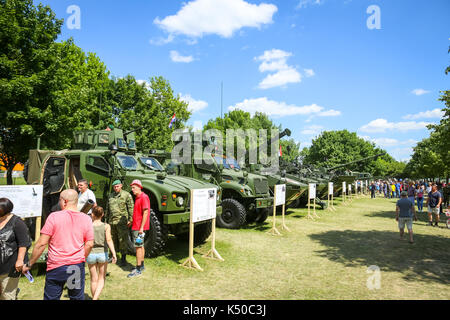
[36,0,449,161]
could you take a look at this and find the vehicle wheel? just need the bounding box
[255,208,269,224]
[217,198,246,229]
[126,209,168,257]
[176,220,213,246]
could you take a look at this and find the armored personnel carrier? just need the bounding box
[24,128,221,257]
[150,150,273,229]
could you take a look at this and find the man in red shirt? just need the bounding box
[23,189,94,299]
[128,179,150,278]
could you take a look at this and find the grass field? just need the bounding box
[16,194,450,300]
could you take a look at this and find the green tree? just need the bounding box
[111,75,191,152]
[302,130,391,174]
[0,0,63,184]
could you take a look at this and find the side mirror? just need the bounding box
[157,172,167,180]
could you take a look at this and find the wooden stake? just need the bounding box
[203,218,224,261]
[268,187,281,235]
[35,217,41,241]
[181,191,203,271]
[281,203,290,232]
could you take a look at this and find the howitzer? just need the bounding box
[326,152,386,172]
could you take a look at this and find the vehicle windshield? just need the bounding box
[140,157,164,171]
[117,155,139,170]
[214,156,241,170]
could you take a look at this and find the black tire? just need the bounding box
[255,208,269,224]
[126,209,168,257]
[176,220,213,246]
[217,198,246,229]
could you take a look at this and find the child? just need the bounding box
[86,206,117,300]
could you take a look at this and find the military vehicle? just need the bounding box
[149,150,273,229]
[24,128,222,257]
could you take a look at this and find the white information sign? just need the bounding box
[0,185,43,218]
[349,184,352,192]
[328,182,333,195]
[309,183,316,199]
[343,181,346,193]
[275,184,286,206]
[191,188,217,223]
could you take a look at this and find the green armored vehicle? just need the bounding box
[150,150,273,229]
[25,128,221,257]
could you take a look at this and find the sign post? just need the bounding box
[269,184,286,235]
[181,188,220,271]
[342,181,347,205]
[348,184,353,202]
[0,185,43,240]
[307,183,319,219]
[327,182,336,211]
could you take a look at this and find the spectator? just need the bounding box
[106,180,134,266]
[87,206,116,300]
[396,181,401,198]
[127,180,150,278]
[0,198,31,300]
[426,184,443,227]
[416,184,425,213]
[396,191,417,244]
[391,182,396,198]
[77,179,97,215]
[371,182,376,199]
[407,181,416,207]
[23,189,94,300]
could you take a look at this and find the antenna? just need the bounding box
[221,81,223,123]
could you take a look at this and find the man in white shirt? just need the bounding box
[77,179,97,214]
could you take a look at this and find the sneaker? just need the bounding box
[428,221,433,226]
[127,268,142,278]
[434,222,439,227]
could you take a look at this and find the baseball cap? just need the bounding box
[112,179,122,186]
[130,179,143,189]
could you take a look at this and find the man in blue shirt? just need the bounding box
[396,191,417,243]
[426,184,442,227]
[395,181,401,198]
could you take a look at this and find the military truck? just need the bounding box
[24,128,222,257]
[150,150,273,229]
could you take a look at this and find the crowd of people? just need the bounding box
[0,178,150,300]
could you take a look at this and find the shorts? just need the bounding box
[428,206,440,215]
[132,230,145,248]
[86,252,109,265]
[0,274,20,300]
[398,217,413,230]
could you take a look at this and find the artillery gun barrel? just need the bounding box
[327,152,386,172]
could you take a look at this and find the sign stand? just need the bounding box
[327,182,336,211]
[281,202,290,232]
[181,195,204,271]
[269,185,284,236]
[348,184,353,202]
[35,217,41,241]
[203,217,224,261]
[307,183,319,219]
[341,182,347,206]
[181,188,221,271]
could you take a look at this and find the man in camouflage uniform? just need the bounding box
[106,180,134,266]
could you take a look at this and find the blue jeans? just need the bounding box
[44,262,85,300]
[417,197,424,211]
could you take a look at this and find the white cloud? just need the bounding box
[411,88,430,96]
[258,68,302,89]
[136,79,151,89]
[180,94,208,113]
[359,118,431,133]
[296,0,323,9]
[358,135,417,148]
[154,0,277,39]
[317,109,341,117]
[149,34,175,46]
[228,97,328,117]
[170,50,194,63]
[304,68,315,77]
[300,125,324,135]
[402,108,444,120]
[255,49,303,89]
